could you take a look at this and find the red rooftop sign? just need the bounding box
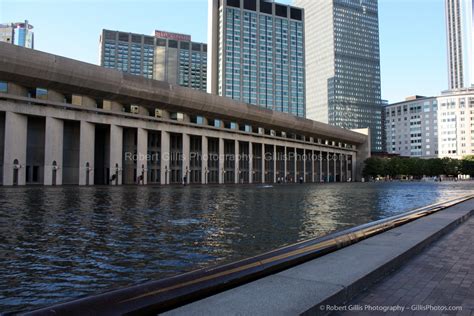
[154,30,191,42]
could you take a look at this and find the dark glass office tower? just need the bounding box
[294,0,382,152]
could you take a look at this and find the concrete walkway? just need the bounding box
[337,217,474,316]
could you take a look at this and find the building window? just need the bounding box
[0,81,7,93]
[36,88,48,99]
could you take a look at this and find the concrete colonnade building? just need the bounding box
[0,43,370,186]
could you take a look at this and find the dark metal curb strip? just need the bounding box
[24,195,474,316]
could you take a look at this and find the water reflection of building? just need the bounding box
[0,43,370,186]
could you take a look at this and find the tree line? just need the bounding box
[362,156,474,179]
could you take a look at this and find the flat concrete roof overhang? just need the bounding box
[0,43,367,145]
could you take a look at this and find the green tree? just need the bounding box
[406,158,425,179]
[363,157,386,179]
[460,155,474,176]
[442,157,460,176]
[386,157,406,178]
[424,159,444,177]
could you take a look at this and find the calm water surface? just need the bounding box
[1,181,473,313]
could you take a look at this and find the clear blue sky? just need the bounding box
[0,0,447,103]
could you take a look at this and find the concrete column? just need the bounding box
[352,155,357,182]
[3,112,27,185]
[235,140,239,184]
[345,154,349,182]
[79,121,95,185]
[249,142,253,184]
[273,145,277,183]
[161,131,170,185]
[333,153,337,183]
[72,95,96,108]
[284,146,287,182]
[352,128,370,182]
[44,117,64,185]
[136,128,148,185]
[339,153,343,182]
[218,138,224,184]
[303,148,306,183]
[109,124,123,185]
[326,152,330,182]
[311,150,315,183]
[261,143,265,183]
[319,150,323,182]
[183,133,190,184]
[294,147,297,183]
[202,136,208,184]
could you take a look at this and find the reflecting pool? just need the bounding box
[0,181,472,313]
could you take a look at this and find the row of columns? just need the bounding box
[157,131,353,186]
[1,111,355,186]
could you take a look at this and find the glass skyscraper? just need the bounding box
[100,30,207,91]
[0,20,34,49]
[445,0,473,90]
[208,0,305,117]
[293,0,382,152]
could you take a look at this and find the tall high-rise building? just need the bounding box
[293,0,382,152]
[445,0,473,90]
[100,29,207,91]
[208,0,306,117]
[0,20,34,48]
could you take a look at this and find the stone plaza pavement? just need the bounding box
[336,216,474,315]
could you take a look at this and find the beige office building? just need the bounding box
[385,89,474,159]
[100,29,207,91]
[384,96,439,158]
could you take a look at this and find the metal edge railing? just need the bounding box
[24,194,474,316]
